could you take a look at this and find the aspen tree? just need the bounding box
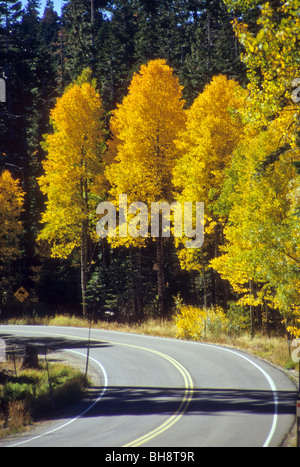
[173,75,245,306]
[38,70,106,316]
[0,170,24,261]
[106,59,186,315]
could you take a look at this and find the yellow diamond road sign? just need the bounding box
[14,287,29,303]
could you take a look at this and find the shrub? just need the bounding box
[174,304,229,341]
[0,362,89,438]
[226,302,251,336]
[3,382,35,402]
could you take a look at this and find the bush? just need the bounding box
[32,374,88,418]
[0,362,89,438]
[226,302,251,336]
[3,382,35,402]
[174,304,229,341]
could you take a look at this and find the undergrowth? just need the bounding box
[0,359,89,438]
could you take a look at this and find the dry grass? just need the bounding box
[6,401,32,433]
[3,314,298,372]
[202,333,296,371]
[0,356,88,439]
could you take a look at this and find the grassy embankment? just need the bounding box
[0,357,89,438]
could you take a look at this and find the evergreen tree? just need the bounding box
[0,0,24,167]
[95,0,137,108]
[179,0,246,103]
[61,0,109,82]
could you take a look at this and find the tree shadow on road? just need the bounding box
[0,333,111,357]
[80,385,297,418]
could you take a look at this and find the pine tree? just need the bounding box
[94,0,137,109]
[0,0,24,164]
[61,0,110,81]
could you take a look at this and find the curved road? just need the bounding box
[0,325,297,447]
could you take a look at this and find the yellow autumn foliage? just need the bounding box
[107,58,186,202]
[174,304,229,341]
[226,0,300,128]
[211,116,300,334]
[174,74,245,205]
[287,321,300,339]
[173,74,246,270]
[0,170,24,261]
[220,0,300,337]
[38,73,106,258]
[105,59,187,248]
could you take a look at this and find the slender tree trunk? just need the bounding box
[207,7,212,71]
[156,237,166,317]
[264,299,270,338]
[81,219,88,317]
[110,56,115,102]
[91,0,95,27]
[60,30,65,91]
[201,247,208,309]
[90,0,96,70]
[249,279,255,339]
[102,237,111,268]
[213,223,222,306]
[135,248,144,322]
[81,171,89,317]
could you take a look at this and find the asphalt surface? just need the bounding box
[0,325,297,447]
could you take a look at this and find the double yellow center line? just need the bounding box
[116,342,194,448]
[4,328,194,447]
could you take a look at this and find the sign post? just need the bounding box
[291,339,300,447]
[298,356,300,448]
[85,325,91,379]
[0,338,6,363]
[0,78,6,103]
[297,396,300,448]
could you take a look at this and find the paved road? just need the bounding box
[0,325,297,447]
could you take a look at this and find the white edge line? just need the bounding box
[89,328,279,447]
[6,350,108,448]
[200,343,279,448]
[1,326,279,448]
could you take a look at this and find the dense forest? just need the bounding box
[0,0,299,339]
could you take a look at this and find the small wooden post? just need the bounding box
[297,396,300,448]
